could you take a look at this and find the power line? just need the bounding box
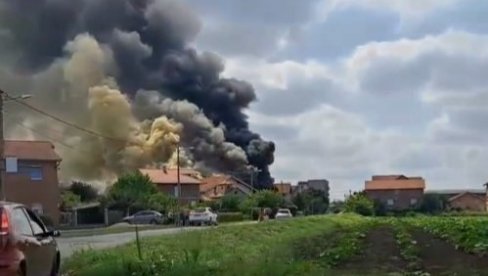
[2,90,133,144]
[5,115,79,151]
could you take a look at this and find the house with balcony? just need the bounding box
[200,174,255,201]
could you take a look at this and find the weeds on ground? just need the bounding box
[404,216,488,255]
[388,219,425,275]
[62,215,370,276]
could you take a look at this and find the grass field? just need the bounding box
[62,215,488,276]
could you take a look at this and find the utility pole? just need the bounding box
[176,143,181,226]
[0,90,31,202]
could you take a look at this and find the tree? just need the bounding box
[253,190,284,209]
[69,181,98,202]
[107,171,158,215]
[292,189,329,215]
[292,193,306,211]
[419,193,447,214]
[329,200,345,214]
[60,191,81,211]
[373,200,387,216]
[220,194,242,212]
[344,193,374,216]
[147,193,177,214]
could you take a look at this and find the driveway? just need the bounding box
[58,226,205,259]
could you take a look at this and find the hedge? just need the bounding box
[217,212,245,223]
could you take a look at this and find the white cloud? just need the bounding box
[315,0,459,21]
[235,29,488,198]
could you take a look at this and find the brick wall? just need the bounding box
[449,193,486,212]
[4,160,60,225]
[157,184,200,204]
[365,189,424,210]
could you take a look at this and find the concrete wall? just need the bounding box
[365,189,423,210]
[4,160,60,225]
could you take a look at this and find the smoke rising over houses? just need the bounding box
[0,0,275,187]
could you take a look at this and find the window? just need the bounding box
[25,209,45,235]
[11,208,33,236]
[18,165,43,181]
[410,198,418,205]
[387,199,394,206]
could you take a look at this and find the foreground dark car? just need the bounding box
[0,202,60,276]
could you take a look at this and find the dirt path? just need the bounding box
[412,229,488,276]
[337,226,406,275]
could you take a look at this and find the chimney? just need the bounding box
[163,165,167,174]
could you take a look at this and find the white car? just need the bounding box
[189,207,218,226]
[275,208,293,219]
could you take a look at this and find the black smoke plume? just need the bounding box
[0,0,275,188]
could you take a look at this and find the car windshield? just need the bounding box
[278,210,289,214]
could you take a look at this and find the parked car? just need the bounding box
[0,202,61,276]
[122,210,164,225]
[189,207,218,226]
[275,208,293,219]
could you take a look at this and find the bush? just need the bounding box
[220,195,242,212]
[344,193,374,216]
[217,212,245,223]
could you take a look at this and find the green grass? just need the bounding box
[403,216,488,254]
[62,215,371,276]
[60,225,171,238]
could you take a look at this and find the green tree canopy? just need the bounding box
[60,191,81,211]
[419,193,448,214]
[107,171,158,214]
[147,192,177,214]
[219,194,242,212]
[344,192,374,216]
[69,181,99,202]
[292,189,329,215]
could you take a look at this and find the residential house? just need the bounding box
[295,179,330,197]
[4,140,61,225]
[364,175,425,210]
[139,167,201,205]
[200,174,254,201]
[427,189,486,212]
[273,182,292,200]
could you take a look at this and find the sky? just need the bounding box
[182,0,488,199]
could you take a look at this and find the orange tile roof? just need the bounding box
[365,179,425,191]
[4,140,61,161]
[274,182,292,195]
[139,169,201,185]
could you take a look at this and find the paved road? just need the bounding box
[58,226,205,259]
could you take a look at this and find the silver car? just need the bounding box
[122,210,164,225]
[275,208,293,219]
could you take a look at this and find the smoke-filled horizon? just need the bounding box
[0,0,275,188]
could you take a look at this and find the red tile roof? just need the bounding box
[139,169,201,185]
[4,140,61,161]
[200,175,233,192]
[365,175,425,191]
